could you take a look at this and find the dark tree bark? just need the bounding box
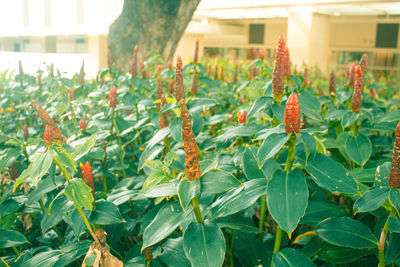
[108,0,200,71]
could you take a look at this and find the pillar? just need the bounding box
[287,12,330,74]
[88,34,108,77]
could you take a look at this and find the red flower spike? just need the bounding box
[253,48,258,60]
[284,92,301,134]
[303,66,308,88]
[284,46,291,77]
[130,45,139,77]
[80,118,87,130]
[259,48,265,60]
[109,86,117,107]
[116,60,121,71]
[359,53,368,72]
[168,61,173,71]
[69,87,75,101]
[233,61,239,83]
[43,125,54,146]
[157,64,162,74]
[348,63,356,88]
[272,35,286,102]
[351,65,363,113]
[193,39,199,64]
[206,65,212,77]
[214,63,218,80]
[80,161,95,197]
[237,111,247,124]
[175,55,186,102]
[159,94,169,129]
[389,121,400,189]
[156,74,163,111]
[168,79,174,95]
[23,123,29,139]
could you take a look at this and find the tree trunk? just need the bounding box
[108,0,200,71]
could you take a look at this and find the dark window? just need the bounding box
[249,24,265,44]
[376,23,399,48]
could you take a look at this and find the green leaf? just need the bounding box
[13,164,32,191]
[41,195,72,233]
[138,145,164,171]
[341,112,358,128]
[298,132,317,162]
[177,178,200,211]
[142,171,166,190]
[345,134,372,167]
[170,117,183,143]
[71,135,96,160]
[200,169,242,194]
[272,248,316,267]
[0,229,29,248]
[242,146,280,180]
[64,178,94,211]
[267,169,308,236]
[87,147,105,160]
[353,186,389,213]
[90,201,125,225]
[0,148,20,173]
[300,153,357,195]
[317,244,372,264]
[54,148,76,171]
[142,202,186,250]
[30,150,53,187]
[183,222,226,267]
[146,127,170,150]
[64,209,91,238]
[232,231,269,267]
[375,162,391,187]
[316,217,378,249]
[301,201,346,226]
[216,215,259,234]
[159,237,191,267]
[210,178,267,219]
[54,240,92,267]
[389,187,400,217]
[247,96,270,119]
[216,124,263,142]
[143,183,177,198]
[257,133,290,165]
[24,250,62,266]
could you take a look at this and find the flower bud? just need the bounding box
[130,45,139,77]
[348,63,356,88]
[23,123,29,139]
[272,35,286,103]
[43,125,53,146]
[69,87,75,101]
[237,111,246,124]
[193,39,199,64]
[80,118,87,130]
[351,65,363,113]
[175,55,186,102]
[80,161,95,196]
[109,86,117,107]
[389,121,400,188]
[191,68,198,95]
[329,70,336,96]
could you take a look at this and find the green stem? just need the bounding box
[192,196,203,223]
[379,208,396,267]
[12,246,19,256]
[259,195,267,236]
[53,157,71,181]
[285,134,297,172]
[75,206,100,246]
[103,175,108,193]
[351,119,358,137]
[112,109,126,178]
[69,100,76,131]
[272,226,283,257]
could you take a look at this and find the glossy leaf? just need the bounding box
[345,134,372,167]
[64,178,94,211]
[177,178,200,210]
[0,230,29,248]
[90,201,125,225]
[183,222,226,267]
[71,135,96,160]
[200,169,242,194]
[257,133,290,165]
[267,169,308,235]
[353,186,389,213]
[272,248,316,267]
[30,150,53,187]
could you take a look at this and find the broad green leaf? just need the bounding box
[177,178,200,211]
[183,222,226,267]
[64,178,94,211]
[345,134,371,167]
[0,148,20,173]
[0,199,21,218]
[142,202,186,250]
[353,186,389,213]
[159,237,191,267]
[300,153,357,195]
[216,215,259,234]
[13,164,32,191]
[142,171,166,190]
[138,144,164,171]
[54,148,76,171]
[389,187,400,216]
[210,178,267,219]
[41,195,72,233]
[375,162,391,187]
[247,96,270,119]
[267,170,308,236]
[23,250,62,266]
[0,230,29,248]
[385,232,400,264]
[216,124,263,142]
[380,109,400,122]
[54,240,92,267]
[30,150,53,187]
[301,201,346,226]
[90,201,125,225]
[341,112,358,128]
[298,132,317,162]
[316,217,378,249]
[317,244,372,264]
[243,146,280,180]
[272,248,316,267]
[64,209,91,238]
[232,231,269,267]
[170,117,183,143]
[257,133,290,165]
[200,169,242,194]
[146,127,170,150]
[71,135,96,160]
[389,216,400,233]
[143,183,177,198]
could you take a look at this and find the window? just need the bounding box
[376,23,399,48]
[249,24,265,44]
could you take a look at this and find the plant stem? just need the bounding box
[271,225,283,266]
[192,196,203,223]
[259,195,267,236]
[75,206,100,246]
[285,134,297,172]
[53,157,71,181]
[351,120,358,136]
[379,208,396,267]
[12,246,19,256]
[69,100,76,131]
[103,175,108,193]
[112,108,126,178]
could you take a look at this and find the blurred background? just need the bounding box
[1,0,400,77]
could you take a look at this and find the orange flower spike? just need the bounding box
[284,92,301,134]
[272,35,286,103]
[237,111,247,124]
[191,68,198,95]
[23,123,29,139]
[156,66,163,111]
[130,45,139,77]
[193,39,199,64]
[174,55,186,102]
[389,122,400,188]
[179,99,200,181]
[329,70,336,96]
[43,125,53,146]
[360,53,368,72]
[80,118,87,130]
[109,86,117,107]
[80,161,95,197]
[214,63,219,80]
[69,87,75,101]
[259,48,265,60]
[284,46,291,77]
[303,66,308,87]
[233,61,239,83]
[168,61,173,71]
[351,65,363,113]
[168,79,174,95]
